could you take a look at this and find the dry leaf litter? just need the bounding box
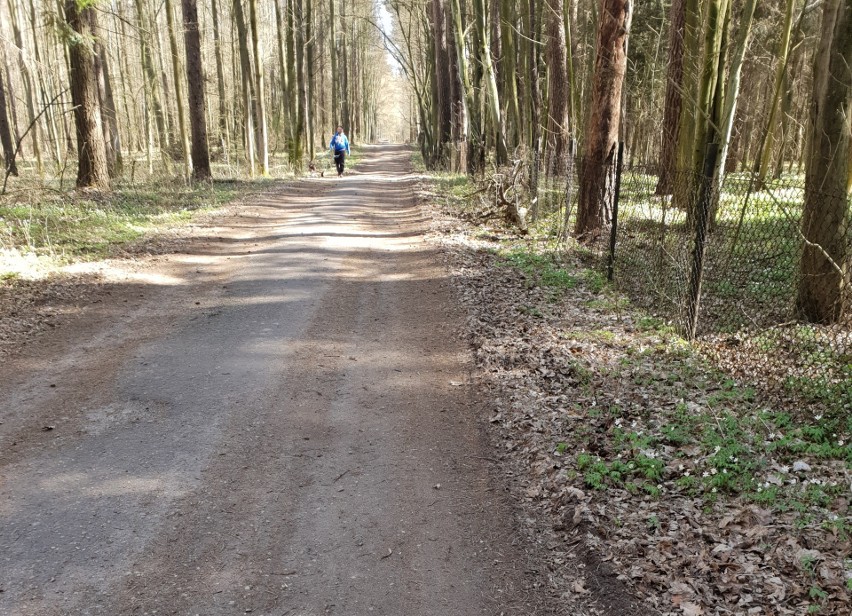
[417,177,851,616]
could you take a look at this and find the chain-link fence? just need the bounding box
[526,147,851,399]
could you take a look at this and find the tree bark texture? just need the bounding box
[797,0,852,323]
[65,0,110,189]
[249,0,269,173]
[182,0,212,180]
[576,0,632,238]
[431,0,452,154]
[0,69,17,176]
[544,0,571,176]
[655,0,684,194]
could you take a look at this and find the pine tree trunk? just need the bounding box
[796,0,852,323]
[64,0,109,190]
[575,0,632,239]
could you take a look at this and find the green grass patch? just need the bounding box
[0,180,239,266]
[498,246,578,292]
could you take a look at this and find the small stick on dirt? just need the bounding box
[465,455,500,463]
[333,469,350,482]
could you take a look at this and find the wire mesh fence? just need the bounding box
[525,147,851,399]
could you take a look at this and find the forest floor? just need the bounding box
[417,167,851,615]
[0,144,642,616]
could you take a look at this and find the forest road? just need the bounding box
[0,145,551,616]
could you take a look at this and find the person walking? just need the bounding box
[329,125,351,177]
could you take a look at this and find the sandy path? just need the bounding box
[0,145,551,615]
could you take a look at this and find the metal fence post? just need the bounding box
[607,142,626,282]
[684,142,720,340]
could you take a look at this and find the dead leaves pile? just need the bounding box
[420,188,851,615]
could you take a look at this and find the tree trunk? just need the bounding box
[527,0,543,201]
[211,0,231,155]
[575,0,632,239]
[182,0,212,180]
[450,0,475,173]
[135,0,169,153]
[675,0,699,172]
[655,0,684,194]
[796,0,852,323]
[544,0,571,176]
[691,0,729,176]
[501,0,522,147]
[233,0,257,172]
[340,1,350,134]
[756,0,796,186]
[164,0,192,176]
[93,33,122,176]
[714,0,758,183]
[305,0,315,159]
[7,0,41,174]
[249,0,270,173]
[64,0,109,190]
[329,0,338,125]
[473,0,508,164]
[431,0,452,159]
[445,0,465,170]
[0,68,17,176]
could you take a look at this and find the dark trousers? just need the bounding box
[334,151,345,175]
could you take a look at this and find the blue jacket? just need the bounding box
[329,133,350,155]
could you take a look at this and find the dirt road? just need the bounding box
[0,146,551,615]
